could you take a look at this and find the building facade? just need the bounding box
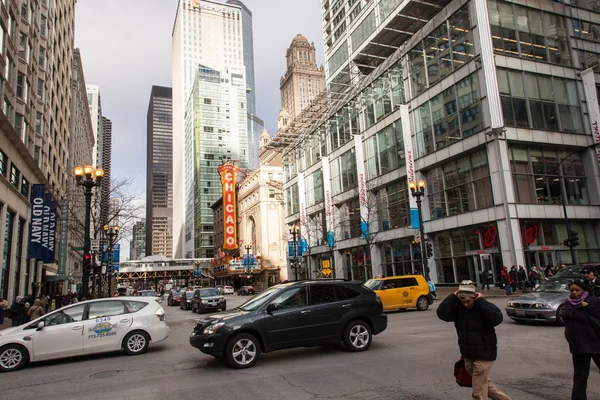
[172,0,261,258]
[146,85,173,257]
[0,0,77,301]
[131,220,146,260]
[100,116,112,228]
[278,34,325,127]
[184,64,248,258]
[279,0,600,285]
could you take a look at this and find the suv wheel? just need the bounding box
[343,320,372,352]
[416,296,429,311]
[225,333,261,369]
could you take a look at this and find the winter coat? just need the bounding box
[518,269,527,282]
[529,270,541,281]
[27,299,45,320]
[588,278,600,298]
[437,294,504,361]
[509,270,519,284]
[501,269,511,284]
[563,295,600,355]
[481,270,491,283]
[9,302,26,321]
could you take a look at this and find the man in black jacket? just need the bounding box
[437,280,512,400]
[583,267,600,298]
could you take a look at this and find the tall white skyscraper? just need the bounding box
[172,0,260,258]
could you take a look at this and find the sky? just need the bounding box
[74,0,325,257]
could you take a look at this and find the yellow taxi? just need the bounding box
[365,275,434,311]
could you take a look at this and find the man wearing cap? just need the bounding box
[437,280,511,400]
[583,267,600,297]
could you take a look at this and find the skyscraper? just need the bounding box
[278,34,325,128]
[171,0,260,258]
[184,65,248,258]
[146,86,173,257]
[101,117,112,227]
[131,220,147,260]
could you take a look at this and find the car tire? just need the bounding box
[555,304,566,326]
[225,333,261,369]
[0,344,29,373]
[416,296,429,311]
[123,331,150,355]
[343,320,372,352]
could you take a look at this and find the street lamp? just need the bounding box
[104,224,119,297]
[288,223,300,280]
[74,164,104,299]
[409,179,429,281]
[557,142,600,265]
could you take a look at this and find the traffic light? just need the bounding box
[570,230,580,247]
[84,252,92,263]
[426,242,433,258]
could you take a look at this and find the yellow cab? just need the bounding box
[364,275,434,311]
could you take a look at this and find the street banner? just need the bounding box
[41,193,52,263]
[218,162,240,250]
[28,184,45,259]
[45,200,57,264]
[112,244,120,272]
[322,156,335,247]
[353,135,369,238]
[400,105,420,229]
[581,68,600,166]
[297,172,308,253]
[58,200,68,274]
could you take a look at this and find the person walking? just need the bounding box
[437,280,512,400]
[545,264,555,278]
[480,269,491,291]
[27,298,45,321]
[501,266,512,295]
[583,267,600,298]
[9,296,26,327]
[509,266,519,294]
[562,279,600,400]
[518,266,528,291]
[529,266,541,289]
[0,296,8,326]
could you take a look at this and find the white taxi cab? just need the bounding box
[0,296,170,372]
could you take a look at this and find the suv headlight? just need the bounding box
[201,300,208,304]
[202,322,225,335]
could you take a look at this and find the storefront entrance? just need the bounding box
[525,246,571,273]
[466,250,501,286]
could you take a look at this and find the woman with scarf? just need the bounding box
[563,279,600,400]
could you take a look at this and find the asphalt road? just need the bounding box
[1,294,598,400]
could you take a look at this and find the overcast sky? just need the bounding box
[75,0,324,256]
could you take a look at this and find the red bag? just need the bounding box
[454,357,473,387]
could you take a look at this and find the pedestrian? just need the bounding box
[428,279,437,300]
[0,296,8,325]
[545,264,554,278]
[437,280,512,400]
[501,266,512,295]
[480,269,491,291]
[529,266,541,289]
[9,296,26,327]
[562,279,600,400]
[583,267,600,298]
[41,294,48,312]
[518,266,528,291]
[54,293,62,309]
[509,266,519,294]
[62,294,71,307]
[71,292,79,303]
[27,298,45,321]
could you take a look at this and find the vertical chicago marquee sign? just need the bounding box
[218,162,240,250]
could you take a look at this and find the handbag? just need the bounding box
[584,309,600,338]
[454,356,473,387]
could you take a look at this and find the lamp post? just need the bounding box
[104,224,119,297]
[74,164,104,299]
[557,142,600,265]
[409,179,429,281]
[289,223,300,280]
[244,244,252,277]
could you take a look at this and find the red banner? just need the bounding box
[218,162,239,250]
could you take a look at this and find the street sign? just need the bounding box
[413,232,421,244]
[91,239,99,251]
[321,259,332,277]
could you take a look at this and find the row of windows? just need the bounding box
[365,118,404,179]
[0,147,29,197]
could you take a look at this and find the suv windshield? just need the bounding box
[364,279,383,291]
[535,280,569,293]
[200,288,220,297]
[140,291,156,297]
[553,267,583,279]
[239,286,283,311]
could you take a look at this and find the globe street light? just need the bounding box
[409,179,429,281]
[288,223,300,280]
[104,224,119,297]
[74,164,103,299]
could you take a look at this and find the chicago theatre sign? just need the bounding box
[218,162,240,250]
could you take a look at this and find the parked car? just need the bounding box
[550,264,600,280]
[0,297,170,372]
[180,291,196,310]
[167,291,182,306]
[237,286,255,296]
[191,288,227,313]
[364,275,434,311]
[223,286,234,295]
[137,290,162,303]
[505,279,571,325]
[189,280,387,369]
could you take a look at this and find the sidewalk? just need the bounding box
[436,286,523,298]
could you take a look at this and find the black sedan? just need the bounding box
[550,264,600,280]
[192,288,227,313]
[189,280,387,369]
[180,290,196,310]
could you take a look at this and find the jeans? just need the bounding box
[571,353,600,400]
[504,283,512,295]
[481,282,490,290]
[464,359,512,400]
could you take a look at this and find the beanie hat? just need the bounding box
[457,280,476,298]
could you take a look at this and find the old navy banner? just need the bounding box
[28,184,45,259]
[45,200,57,264]
[41,193,52,262]
[400,105,420,229]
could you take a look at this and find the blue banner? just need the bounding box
[44,200,57,263]
[112,244,120,272]
[301,239,308,254]
[410,208,420,229]
[288,241,302,258]
[28,184,45,259]
[58,200,69,274]
[41,193,52,263]
[327,231,335,247]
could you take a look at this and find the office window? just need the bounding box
[0,149,6,176]
[16,73,24,98]
[9,163,19,188]
[20,176,28,197]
